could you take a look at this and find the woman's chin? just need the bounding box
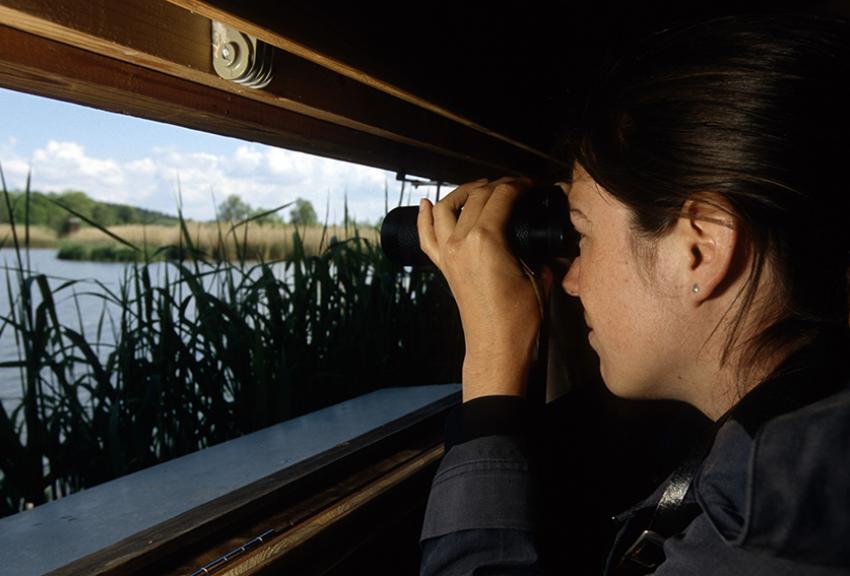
[599,368,653,400]
[602,377,637,399]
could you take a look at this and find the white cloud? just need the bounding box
[0,138,434,224]
[0,137,29,186]
[36,141,118,182]
[125,157,156,175]
[233,144,263,170]
[0,158,30,184]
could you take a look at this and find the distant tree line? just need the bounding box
[0,189,379,234]
[218,194,321,226]
[217,194,378,228]
[0,189,178,234]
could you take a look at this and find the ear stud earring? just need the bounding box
[692,283,700,294]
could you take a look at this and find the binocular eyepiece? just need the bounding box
[380,184,578,267]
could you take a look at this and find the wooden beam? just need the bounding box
[213,446,443,576]
[0,24,520,185]
[164,0,563,164]
[0,0,560,181]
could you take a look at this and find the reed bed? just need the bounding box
[0,171,463,517]
[0,223,57,248]
[61,222,380,262]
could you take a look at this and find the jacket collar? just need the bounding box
[695,326,850,567]
[615,326,850,524]
[718,326,850,436]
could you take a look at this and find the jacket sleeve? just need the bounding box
[419,397,545,575]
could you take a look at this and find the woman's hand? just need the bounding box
[417,177,553,401]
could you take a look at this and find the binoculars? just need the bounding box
[380,184,577,267]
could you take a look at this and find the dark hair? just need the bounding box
[564,13,850,379]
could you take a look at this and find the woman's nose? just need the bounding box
[562,256,580,297]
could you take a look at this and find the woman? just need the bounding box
[416,13,850,575]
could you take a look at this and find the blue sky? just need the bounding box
[0,88,447,224]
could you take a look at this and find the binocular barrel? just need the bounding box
[380,184,577,267]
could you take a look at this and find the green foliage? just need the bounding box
[0,188,177,234]
[55,242,87,260]
[88,243,140,262]
[218,193,284,225]
[289,197,318,226]
[0,170,464,517]
[217,194,253,222]
[58,242,155,262]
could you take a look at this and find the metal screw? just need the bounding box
[220,42,238,66]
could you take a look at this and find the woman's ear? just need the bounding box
[674,195,741,305]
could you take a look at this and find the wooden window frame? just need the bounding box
[0,385,460,575]
[0,2,551,572]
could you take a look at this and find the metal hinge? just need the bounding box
[211,21,274,89]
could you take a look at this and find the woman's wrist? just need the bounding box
[462,352,533,401]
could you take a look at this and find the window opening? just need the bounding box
[0,87,463,517]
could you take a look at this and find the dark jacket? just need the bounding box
[419,331,850,575]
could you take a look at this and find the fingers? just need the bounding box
[445,176,533,239]
[433,178,489,246]
[451,188,491,238]
[437,177,489,213]
[477,177,533,235]
[416,175,534,267]
[417,198,439,266]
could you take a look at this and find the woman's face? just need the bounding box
[561,164,693,400]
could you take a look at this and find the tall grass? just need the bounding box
[0,167,463,517]
[59,222,379,261]
[0,224,57,248]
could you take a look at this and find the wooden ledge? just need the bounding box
[0,384,460,576]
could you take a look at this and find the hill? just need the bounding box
[0,189,178,234]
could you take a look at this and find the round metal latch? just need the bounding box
[211,21,274,89]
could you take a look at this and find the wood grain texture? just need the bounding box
[0,0,556,180]
[34,380,456,576]
[212,446,443,576]
[163,0,563,165]
[0,24,527,184]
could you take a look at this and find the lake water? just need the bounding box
[1,249,127,408]
[0,248,296,412]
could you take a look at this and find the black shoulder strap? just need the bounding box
[608,454,703,576]
[607,330,850,575]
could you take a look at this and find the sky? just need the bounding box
[0,87,448,225]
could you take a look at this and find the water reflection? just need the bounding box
[0,248,296,411]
